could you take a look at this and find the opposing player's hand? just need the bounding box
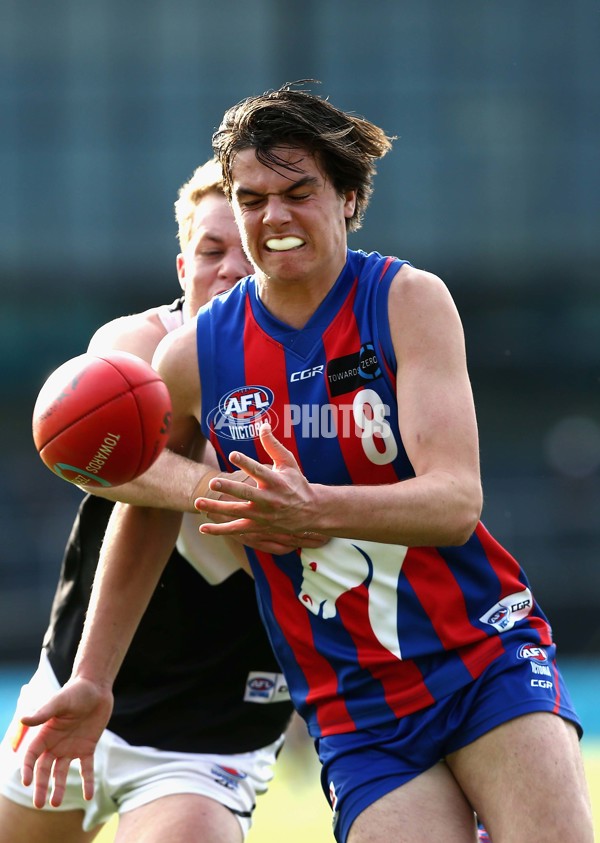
[196,468,252,502]
[20,677,113,809]
[195,424,321,538]
[231,528,328,555]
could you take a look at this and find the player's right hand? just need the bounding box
[20,676,114,809]
[200,466,328,553]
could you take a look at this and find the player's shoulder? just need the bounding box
[389,262,454,309]
[88,306,169,363]
[152,317,200,416]
[391,261,445,289]
[387,263,462,343]
[152,315,197,374]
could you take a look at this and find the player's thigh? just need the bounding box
[115,793,243,843]
[447,712,594,843]
[0,795,101,843]
[348,761,478,843]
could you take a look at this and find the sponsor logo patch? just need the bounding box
[479,588,533,632]
[244,671,290,703]
[326,343,381,397]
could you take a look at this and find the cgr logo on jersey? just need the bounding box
[209,385,279,440]
[479,588,533,632]
[290,364,324,382]
[327,342,381,397]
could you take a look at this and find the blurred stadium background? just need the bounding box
[1,0,599,838]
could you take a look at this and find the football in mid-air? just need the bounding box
[32,351,172,487]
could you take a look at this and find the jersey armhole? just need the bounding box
[375,258,410,375]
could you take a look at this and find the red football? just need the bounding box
[32,351,172,487]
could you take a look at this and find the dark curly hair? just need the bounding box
[212,81,395,232]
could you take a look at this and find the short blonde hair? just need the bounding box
[174,158,224,250]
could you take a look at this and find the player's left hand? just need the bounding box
[195,423,322,538]
[20,677,113,809]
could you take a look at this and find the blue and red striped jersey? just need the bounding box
[197,249,553,738]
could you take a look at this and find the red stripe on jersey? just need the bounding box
[209,425,231,470]
[336,584,435,715]
[403,547,509,679]
[376,256,399,381]
[256,550,356,734]
[526,613,554,646]
[475,524,527,593]
[322,277,397,485]
[551,660,562,714]
[474,524,553,643]
[379,345,397,385]
[457,633,506,679]
[379,256,396,278]
[242,297,303,467]
[402,546,481,651]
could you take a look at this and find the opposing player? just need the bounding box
[0,159,298,843]
[19,85,594,842]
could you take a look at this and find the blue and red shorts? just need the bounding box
[315,640,581,843]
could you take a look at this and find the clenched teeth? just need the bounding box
[266,236,304,251]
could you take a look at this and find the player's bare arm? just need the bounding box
[87,309,168,364]
[79,313,215,510]
[20,321,205,807]
[381,264,483,541]
[20,498,189,808]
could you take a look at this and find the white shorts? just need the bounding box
[0,651,284,837]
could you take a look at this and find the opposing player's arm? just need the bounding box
[152,320,221,497]
[81,314,220,510]
[21,324,207,806]
[87,309,167,364]
[73,324,213,683]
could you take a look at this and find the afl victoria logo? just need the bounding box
[218,385,274,424]
[488,607,509,625]
[210,385,278,440]
[517,643,549,662]
[248,676,275,693]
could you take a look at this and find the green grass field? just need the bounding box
[95,736,600,842]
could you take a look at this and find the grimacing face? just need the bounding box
[177,191,253,319]
[230,146,356,292]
